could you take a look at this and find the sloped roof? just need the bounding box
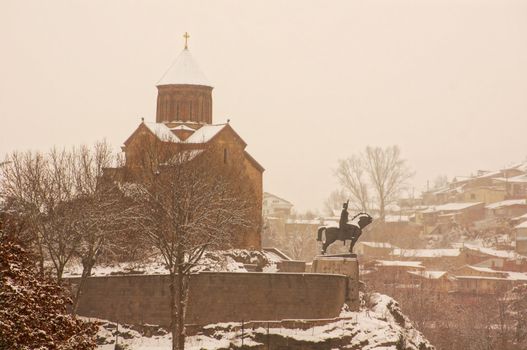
[494,175,527,184]
[375,260,424,268]
[157,48,211,87]
[185,124,225,143]
[407,270,447,279]
[391,248,461,258]
[486,199,527,210]
[434,202,483,212]
[463,243,525,260]
[359,241,397,249]
[516,221,527,229]
[170,125,196,132]
[144,122,180,142]
[140,122,228,144]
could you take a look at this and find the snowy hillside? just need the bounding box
[94,293,434,349]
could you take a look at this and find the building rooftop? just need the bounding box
[486,199,527,210]
[157,48,211,87]
[391,248,461,258]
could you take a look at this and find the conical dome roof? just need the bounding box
[157,48,211,87]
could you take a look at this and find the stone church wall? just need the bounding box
[69,272,347,327]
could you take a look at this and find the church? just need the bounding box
[113,34,264,250]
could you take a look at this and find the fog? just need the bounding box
[1,0,526,211]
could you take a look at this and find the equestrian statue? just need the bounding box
[316,201,373,255]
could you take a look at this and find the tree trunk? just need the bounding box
[56,263,64,284]
[72,256,95,314]
[170,271,186,350]
[170,272,178,350]
[169,266,189,350]
[177,273,189,350]
[37,239,45,278]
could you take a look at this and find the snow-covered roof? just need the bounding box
[375,260,424,268]
[463,265,502,274]
[391,248,461,258]
[463,243,525,260]
[170,125,195,132]
[486,199,527,210]
[513,213,527,221]
[493,175,527,184]
[434,202,483,212]
[143,122,227,144]
[454,265,527,281]
[474,170,502,179]
[384,215,410,223]
[516,221,527,229]
[185,124,225,143]
[144,122,180,142]
[359,241,397,249]
[407,270,447,279]
[285,219,323,225]
[506,271,527,281]
[157,48,211,87]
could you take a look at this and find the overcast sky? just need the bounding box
[1,0,527,212]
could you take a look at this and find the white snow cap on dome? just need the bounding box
[157,48,211,87]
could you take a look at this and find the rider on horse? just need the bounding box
[339,200,354,238]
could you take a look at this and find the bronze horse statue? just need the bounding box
[316,213,373,254]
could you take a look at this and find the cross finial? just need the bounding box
[183,32,190,50]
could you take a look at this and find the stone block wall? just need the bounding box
[311,256,360,310]
[69,272,347,327]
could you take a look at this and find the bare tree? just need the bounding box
[336,154,370,212]
[68,142,147,312]
[0,142,134,285]
[433,174,449,190]
[323,189,347,216]
[336,146,413,221]
[125,141,255,350]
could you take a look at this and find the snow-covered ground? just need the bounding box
[64,249,279,278]
[93,293,434,350]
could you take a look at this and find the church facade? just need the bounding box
[112,40,263,250]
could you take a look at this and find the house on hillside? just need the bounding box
[453,265,510,295]
[262,192,294,218]
[406,270,453,293]
[423,164,527,206]
[355,241,398,258]
[515,221,527,255]
[361,260,425,289]
[416,202,485,232]
[494,173,527,199]
[390,248,462,269]
[459,244,527,271]
[451,265,527,295]
[486,199,527,219]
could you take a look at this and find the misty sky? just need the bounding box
[1,0,527,212]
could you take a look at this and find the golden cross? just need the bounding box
[183,32,190,49]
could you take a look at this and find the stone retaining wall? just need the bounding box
[69,272,348,326]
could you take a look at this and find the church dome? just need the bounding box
[157,48,211,87]
[155,35,214,124]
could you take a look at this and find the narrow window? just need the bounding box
[224,148,228,164]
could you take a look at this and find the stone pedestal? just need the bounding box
[312,255,359,311]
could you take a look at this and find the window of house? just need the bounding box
[223,148,228,164]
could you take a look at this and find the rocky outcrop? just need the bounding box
[94,293,434,350]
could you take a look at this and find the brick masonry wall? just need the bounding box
[69,272,347,327]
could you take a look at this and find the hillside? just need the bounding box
[95,293,434,350]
